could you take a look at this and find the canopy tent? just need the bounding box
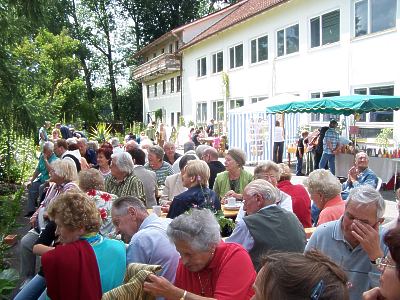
[228,94,303,163]
[266,95,400,115]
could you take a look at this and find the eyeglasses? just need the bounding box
[377,257,397,272]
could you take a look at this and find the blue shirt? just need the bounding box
[322,128,339,154]
[305,218,386,300]
[341,168,378,200]
[127,213,179,283]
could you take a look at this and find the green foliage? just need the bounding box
[89,122,113,143]
[0,268,19,298]
[127,122,144,136]
[376,128,393,148]
[155,109,163,123]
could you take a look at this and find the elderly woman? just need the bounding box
[363,226,400,300]
[18,159,79,294]
[304,169,345,226]
[42,190,126,298]
[253,250,349,299]
[167,160,220,219]
[144,209,256,299]
[145,145,174,186]
[96,143,113,177]
[105,152,146,204]
[79,168,118,236]
[163,141,181,165]
[253,161,292,212]
[160,154,197,206]
[276,163,311,227]
[213,148,253,202]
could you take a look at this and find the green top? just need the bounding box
[213,169,253,199]
[105,172,146,205]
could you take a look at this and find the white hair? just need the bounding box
[304,169,341,199]
[43,141,54,152]
[111,152,134,174]
[245,179,279,205]
[347,185,385,218]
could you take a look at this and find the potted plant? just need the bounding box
[215,212,235,237]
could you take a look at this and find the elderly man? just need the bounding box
[163,142,181,166]
[76,137,97,166]
[127,148,157,208]
[105,152,146,204]
[226,179,306,271]
[319,119,339,174]
[25,141,58,217]
[341,152,378,200]
[111,196,179,284]
[201,147,225,189]
[144,145,173,186]
[125,139,139,152]
[305,185,386,300]
[53,139,81,172]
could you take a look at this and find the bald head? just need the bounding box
[125,140,139,152]
[202,147,218,162]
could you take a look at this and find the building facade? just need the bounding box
[133,0,400,142]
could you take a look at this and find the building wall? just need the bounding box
[181,0,400,139]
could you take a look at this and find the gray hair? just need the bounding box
[78,168,105,192]
[195,145,211,159]
[304,169,341,200]
[66,138,77,145]
[77,137,88,145]
[112,196,147,215]
[245,179,278,205]
[51,159,78,182]
[43,141,54,152]
[111,152,134,174]
[347,185,385,218]
[110,137,120,147]
[184,141,195,153]
[167,209,221,252]
[355,151,369,161]
[148,145,164,160]
[254,161,281,180]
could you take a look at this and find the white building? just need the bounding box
[133,0,400,142]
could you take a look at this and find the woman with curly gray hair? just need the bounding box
[304,169,345,226]
[144,209,256,299]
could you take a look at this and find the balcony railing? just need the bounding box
[132,53,181,81]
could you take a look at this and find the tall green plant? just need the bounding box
[89,122,113,143]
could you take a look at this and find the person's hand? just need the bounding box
[29,215,37,227]
[222,190,241,204]
[351,220,383,260]
[144,274,183,299]
[348,166,359,183]
[362,287,385,300]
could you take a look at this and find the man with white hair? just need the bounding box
[76,137,97,166]
[305,185,386,300]
[341,152,378,200]
[25,141,58,217]
[226,179,306,271]
[105,152,146,204]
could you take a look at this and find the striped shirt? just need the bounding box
[144,161,173,186]
[105,173,146,204]
[323,128,339,154]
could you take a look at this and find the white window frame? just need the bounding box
[309,9,340,48]
[196,57,207,78]
[196,102,208,124]
[212,100,225,121]
[309,91,340,123]
[176,76,181,92]
[162,80,166,95]
[276,23,299,57]
[250,34,269,64]
[170,78,174,93]
[154,82,158,97]
[229,43,244,69]
[229,98,244,110]
[211,50,224,74]
[353,0,397,38]
[251,96,268,104]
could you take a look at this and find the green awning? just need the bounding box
[266,95,400,115]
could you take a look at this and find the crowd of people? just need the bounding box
[16,120,399,300]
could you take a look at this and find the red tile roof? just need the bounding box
[181,0,290,51]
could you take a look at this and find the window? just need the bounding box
[161,48,165,54]
[251,35,268,63]
[229,44,243,69]
[146,85,150,98]
[355,0,397,37]
[229,99,244,109]
[310,10,340,48]
[153,52,156,58]
[177,76,181,92]
[162,80,166,94]
[177,112,181,125]
[175,41,179,51]
[197,57,207,77]
[196,102,207,123]
[170,78,174,93]
[154,83,158,97]
[310,91,340,122]
[251,96,268,104]
[169,44,173,53]
[212,51,223,73]
[354,85,394,122]
[212,101,224,121]
[171,112,175,126]
[277,24,299,57]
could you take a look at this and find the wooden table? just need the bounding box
[222,205,240,218]
[199,137,215,146]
